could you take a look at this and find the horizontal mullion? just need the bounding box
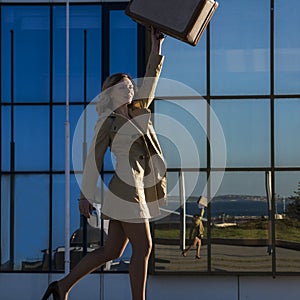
[0,2,127,7]
[155,95,300,101]
[2,97,299,105]
[0,101,88,106]
[2,167,300,175]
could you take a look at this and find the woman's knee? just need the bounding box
[145,239,153,257]
[105,247,125,261]
[121,221,152,258]
[135,239,152,258]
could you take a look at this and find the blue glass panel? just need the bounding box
[52,174,80,252]
[103,149,115,171]
[110,11,137,77]
[210,171,272,272]
[53,105,84,171]
[275,170,300,272]
[14,106,49,171]
[52,6,65,102]
[275,0,300,94]
[275,171,300,200]
[211,0,270,95]
[154,99,207,168]
[212,171,267,200]
[1,106,11,171]
[53,5,102,102]
[160,35,206,95]
[14,175,49,270]
[102,173,113,192]
[211,100,270,167]
[1,176,10,268]
[1,12,11,103]
[1,6,50,102]
[275,99,300,167]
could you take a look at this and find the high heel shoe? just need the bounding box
[42,281,62,300]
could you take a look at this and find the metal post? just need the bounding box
[82,29,88,256]
[179,171,186,251]
[265,171,272,255]
[64,0,71,274]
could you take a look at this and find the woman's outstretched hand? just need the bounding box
[151,27,165,55]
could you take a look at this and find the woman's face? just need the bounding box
[110,78,135,108]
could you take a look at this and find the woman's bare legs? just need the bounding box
[57,220,128,299]
[121,220,152,300]
[50,220,152,300]
[183,237,201,258]
[196,238,202,258]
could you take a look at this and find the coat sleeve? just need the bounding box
[79,117,112,202]
[132,52,164,109]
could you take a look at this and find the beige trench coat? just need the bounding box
[80,52,167,222]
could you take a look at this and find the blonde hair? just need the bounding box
[96,73,136,115]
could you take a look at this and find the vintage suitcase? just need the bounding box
[126,0,218,46]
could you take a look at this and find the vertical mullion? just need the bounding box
[206,24,212,273]
[100,3,110,252]
[9,29,15,270]
[49,4,53,272]
[0,4,2,266]
[83,29,88,164]
[82,29,88,256]
[270,0,276,277]
[101,3,110,86]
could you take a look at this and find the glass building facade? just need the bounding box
[1,0,300,276]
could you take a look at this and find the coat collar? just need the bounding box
[128,106,151,133]
[110,107,151,135]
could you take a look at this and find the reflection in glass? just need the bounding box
[275,99,300,167]
[160,35,206,95]
[52,174,83,271]
[1,106,11,171]
[1,176,11,270]
[154,99,207,169]
[154,171,181,272]
[14,106,49,171]
[53,105,84,171]
[14,175,49,271]
[1,6,50,102]
[210,172,271,272]
[110,11,137,77]
[274,0,300,94]
[53,5,102,102]
[211,99,270,167]
[211,0,270,95]
[1,2,300,277]
[154,171,208,272]
[275,172,300,272]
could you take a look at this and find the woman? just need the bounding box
[182,199,205,259]
[42,27,166,300]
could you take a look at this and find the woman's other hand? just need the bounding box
[79,198,93,218]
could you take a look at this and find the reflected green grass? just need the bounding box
[154,218,300,243]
